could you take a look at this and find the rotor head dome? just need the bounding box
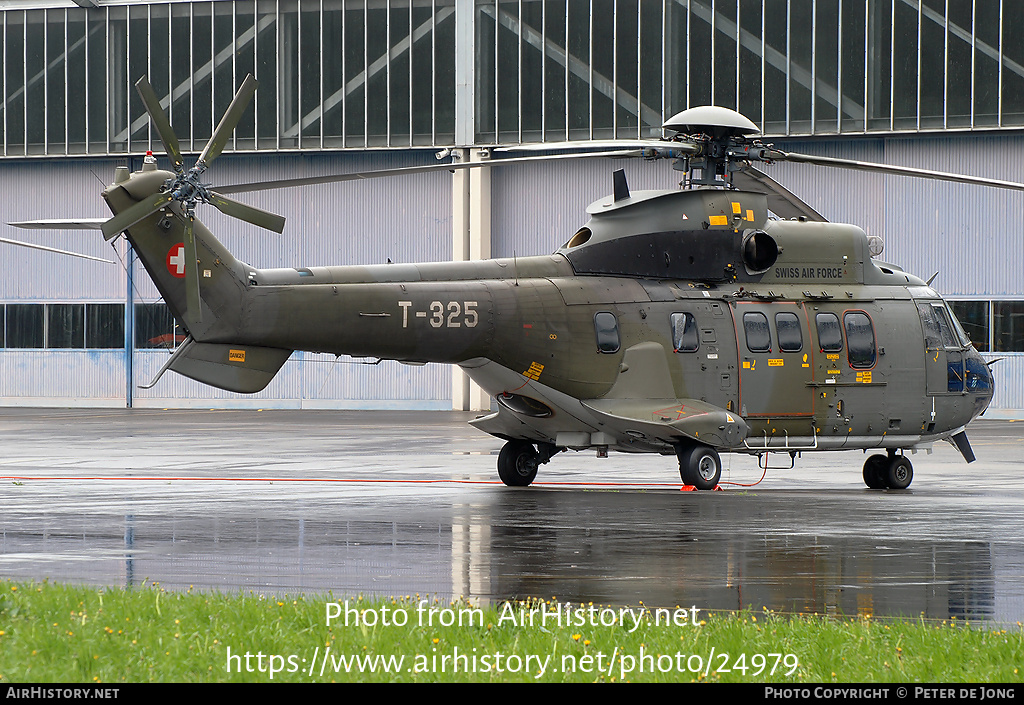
[663,106,760,138]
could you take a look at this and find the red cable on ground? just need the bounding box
[718,463,769,488]
[0,474,684,488]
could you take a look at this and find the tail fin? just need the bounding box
[104,167,246,338]
[104,167,292,393]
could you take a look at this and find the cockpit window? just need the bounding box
[944,305,973,348]
[917,302,960,349]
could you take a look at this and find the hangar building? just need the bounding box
[1,0,1022,414]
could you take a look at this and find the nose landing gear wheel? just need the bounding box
[497,440,540,487]
[677,445,722,490]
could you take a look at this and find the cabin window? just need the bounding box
[775,312,803,352]
[671,312,699,352]
[743,312,771,352]
[594,311,620,353]
[844,312,876,368]
[815,313,843,352]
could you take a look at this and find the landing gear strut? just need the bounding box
[676,444,722,490]
[497,440,557,487]
[862,451,913,489]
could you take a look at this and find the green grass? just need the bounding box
[0,579,1021,683]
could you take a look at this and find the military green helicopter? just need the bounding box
[13,75,1007,491]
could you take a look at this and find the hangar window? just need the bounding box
[135,303,184,349]
[844,312,876,368]
[594,311,620,353]
[6,304,44,348]
[47,304,85,349]
[86,304,126,349]
[0,303,126,349]
[815,313,843,352]
[775,312,803,352]
[743,312,771,352]
[671,312,699,352]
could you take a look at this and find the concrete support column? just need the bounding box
[452,148,493,411]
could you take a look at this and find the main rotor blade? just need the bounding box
[9,218,107,230]
[207,192,286,234]
[183,215,202,323]
[214,149,646,195]
[0,236,114,264]
[135,76,184,173]
[732,166,827,222]
[197,74,258,167]
[780,151,1024,192]
[494,139,700,155]
[101,191,174,240]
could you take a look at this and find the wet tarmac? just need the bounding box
[1,408,1022,625]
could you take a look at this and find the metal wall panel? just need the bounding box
[489,154,676,259]
[0,350,125,401]
[0,158,126,300]
[982,355,1024,415]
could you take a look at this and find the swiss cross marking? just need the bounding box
[166,243,186,278]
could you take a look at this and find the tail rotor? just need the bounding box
[103,74,287,323]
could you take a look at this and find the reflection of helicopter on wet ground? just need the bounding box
[13,76,1004,491]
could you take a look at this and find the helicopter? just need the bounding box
[11,75,1007,491]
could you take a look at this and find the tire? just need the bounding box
[886,455,914,490]
[678,445,722,490]
[863,454,889,489]
[497,440,540,487]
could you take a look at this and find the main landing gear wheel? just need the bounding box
[677,445,722,490]
[497,440,540,487]
[862,454,889,489]
[886,454,914,490]
[862,452,913,489]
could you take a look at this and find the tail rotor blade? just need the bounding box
[101,191,174,240]
[198,74,258,167]
[184,214,202,323]
[135,76,184,173]
[207,192,285,233]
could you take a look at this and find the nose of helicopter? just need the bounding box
[965,349,994,417]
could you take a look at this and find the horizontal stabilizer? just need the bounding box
[164,338,292,394]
